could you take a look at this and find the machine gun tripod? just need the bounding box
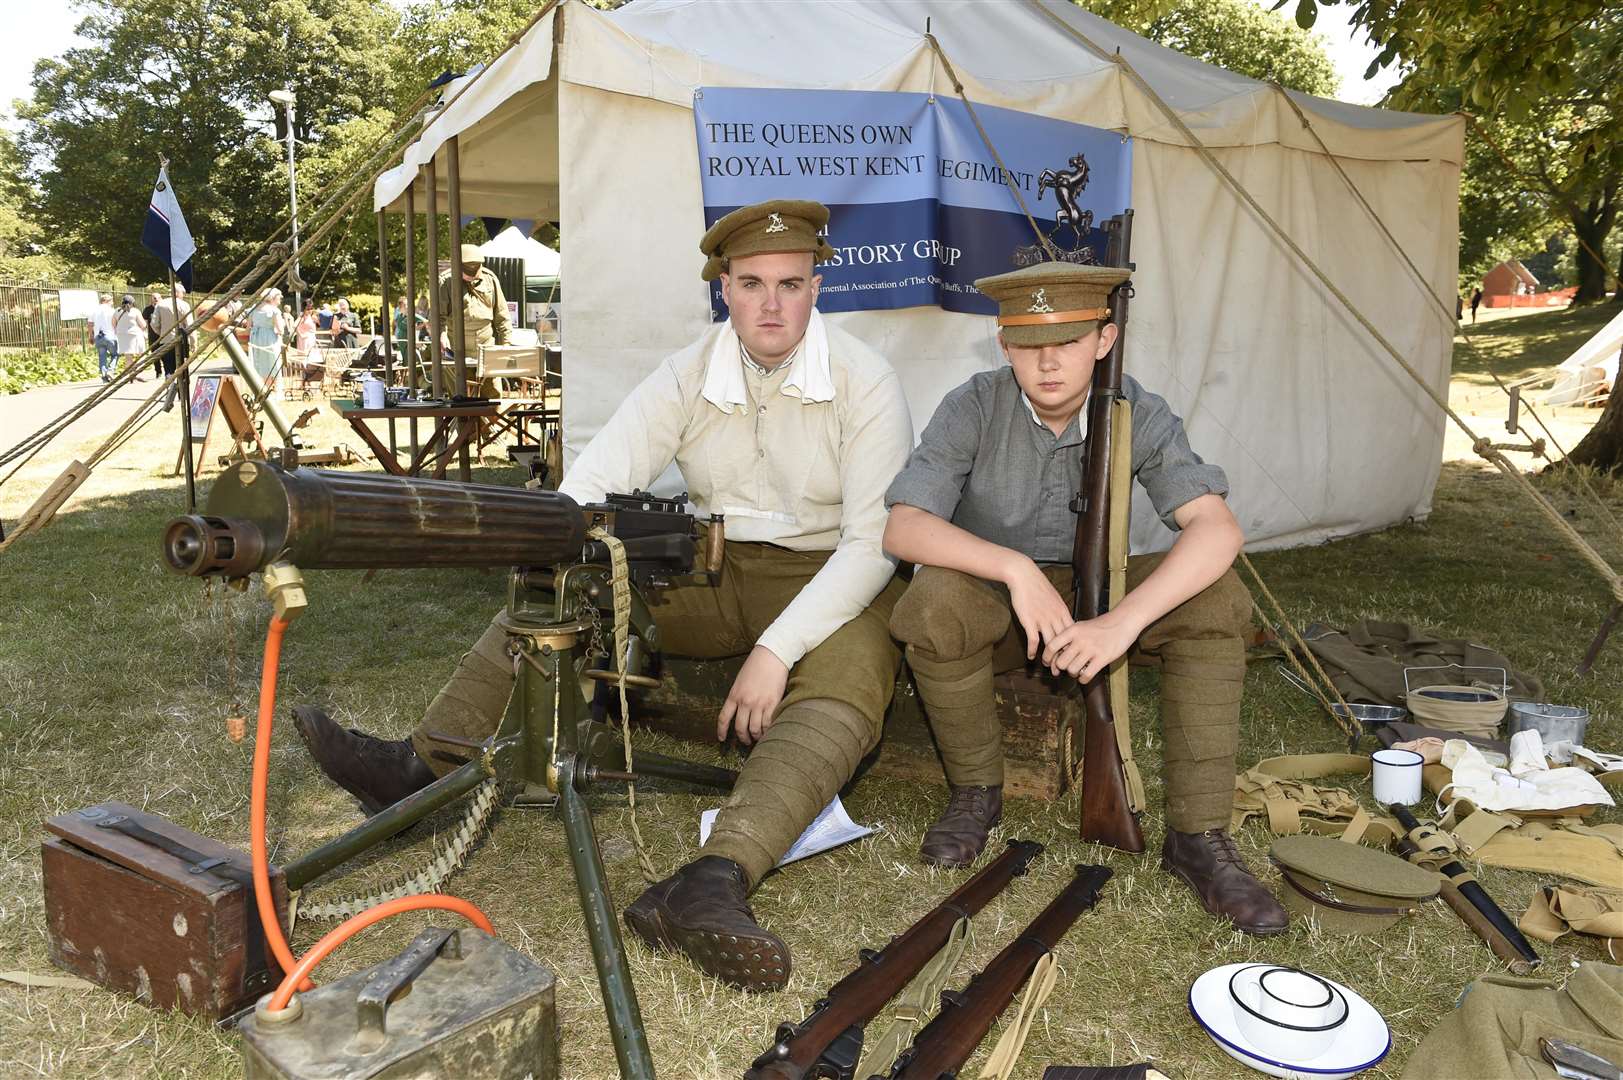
[163,463,736,1079]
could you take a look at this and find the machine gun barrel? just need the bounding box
[746,840,1044,1080]
[162,460,588,578]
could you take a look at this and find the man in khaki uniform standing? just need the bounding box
[436,243,512,359]
[295,200,914,991]
[883,262,1287,936]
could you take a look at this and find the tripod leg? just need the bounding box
[557,760,656,1079]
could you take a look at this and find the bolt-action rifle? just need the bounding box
[879,864,1114,1079]
[1071,212,1144,853]
[1387,803,1541,973]
[746,840,1044,1080]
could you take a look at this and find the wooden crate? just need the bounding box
[636,659,1081,800]
[42,801,289,1019]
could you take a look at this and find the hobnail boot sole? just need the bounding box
[1160,856,1289,938]
[624,896,790,992]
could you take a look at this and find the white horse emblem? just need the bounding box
[1028,288,1054,314]
[764,212,788,234]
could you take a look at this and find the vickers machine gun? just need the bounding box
[163,460,734,1079]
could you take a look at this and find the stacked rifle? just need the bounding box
[746,841,1113,1080]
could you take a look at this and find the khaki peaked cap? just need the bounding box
[975,261,1131,347]
[700,199,836,281]
[459,243,483,266]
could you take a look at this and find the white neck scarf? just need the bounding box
[700,309,835,414]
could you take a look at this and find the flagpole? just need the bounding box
[170,266,196,511]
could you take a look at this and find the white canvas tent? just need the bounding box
[1546,308,1623,407]
[479,225,561,277]
[374,0,1464,552]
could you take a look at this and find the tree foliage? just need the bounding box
[1144,0,1339,96]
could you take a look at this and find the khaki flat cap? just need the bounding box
[975,261,1130,347]
[699,198,835,282]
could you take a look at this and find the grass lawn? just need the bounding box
[1,306,1620,1078]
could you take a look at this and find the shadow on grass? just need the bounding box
[1450,303,1620,385]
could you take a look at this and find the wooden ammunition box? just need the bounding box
[42,801,289,1019]
[638,659,1082,799]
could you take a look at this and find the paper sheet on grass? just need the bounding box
[699,795,872,868]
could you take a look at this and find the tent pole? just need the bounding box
[447,134,470,482]
[405,181,419,461]
[378,210,396,457]
[425,157,442,407]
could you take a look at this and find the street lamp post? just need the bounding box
[269,87,301,311]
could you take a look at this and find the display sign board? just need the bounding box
[694,87,1131,318]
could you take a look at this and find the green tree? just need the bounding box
[1293,0,1620,304]
[1144,0,1339,96]
[17,0,398,290]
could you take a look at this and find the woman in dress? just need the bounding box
[248,288,285,383]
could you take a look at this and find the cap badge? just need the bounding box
[764,212,788,234]
[1027,288,1054,314]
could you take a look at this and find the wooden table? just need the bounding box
[331,399,497,480]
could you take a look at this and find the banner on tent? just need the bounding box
[694,87,1130,319]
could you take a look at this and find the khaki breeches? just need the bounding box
[411,540,904,887]
[888,555,1251,833]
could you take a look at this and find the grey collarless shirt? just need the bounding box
[884,368,1228,564]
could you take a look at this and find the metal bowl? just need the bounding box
[1330,703,1408,735]
[1507,702,1589,747]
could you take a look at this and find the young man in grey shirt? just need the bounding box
[883,262,1287,936]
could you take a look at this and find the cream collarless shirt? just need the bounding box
[560,318,913,667]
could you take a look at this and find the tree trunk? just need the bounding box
[1615,244,1622,304]
[1572,187,1617,305]
[1565,379,1623,473]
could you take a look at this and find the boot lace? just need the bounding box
[1204,830,1244,867]
[945,785,994,819]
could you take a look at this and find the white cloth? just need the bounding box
[1439,738,1614,814]
[700,310,836,414]
[560,317,912,667]
[89,304,115,342]
[112,306,146,353]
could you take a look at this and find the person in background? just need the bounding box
[393,296,426,357]
[332,298,360,350]
[248,288,285,383]
[146,283,193,411]
[281,303,295,345]
[112,294,147,381]
[1471,288,1483,323]
[142,291,163,380]
[91,293,117,382]
[316,300,334,333]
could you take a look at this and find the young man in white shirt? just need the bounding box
[294,200,914,990]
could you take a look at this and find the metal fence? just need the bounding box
[0,280,131,351]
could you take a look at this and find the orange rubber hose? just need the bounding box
[252,615,313,992]
[267,894,494,1012]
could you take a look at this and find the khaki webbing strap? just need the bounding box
[1519,885,1623,945]
[1340,806,1372,845]
[1560,822,1623,858]
[1447,806,1522,856]
[853,916,974,1079]
[978,951,1059,1080]
[587,526,660,883]
[1253,753,1371,780]
[1265,797,1302,836]
[1106,396,1145,812]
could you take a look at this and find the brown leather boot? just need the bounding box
[291,705,436,816]
[919,785,1003,868]
[623,855,790,992]
[1162,828,1289,937]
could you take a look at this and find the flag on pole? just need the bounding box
[141,165,196,289]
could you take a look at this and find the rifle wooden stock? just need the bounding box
[883,864,1113,1080]
[1073,213,1144,853]
[1387,803,1540,972]
[746,840,1044,1080]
